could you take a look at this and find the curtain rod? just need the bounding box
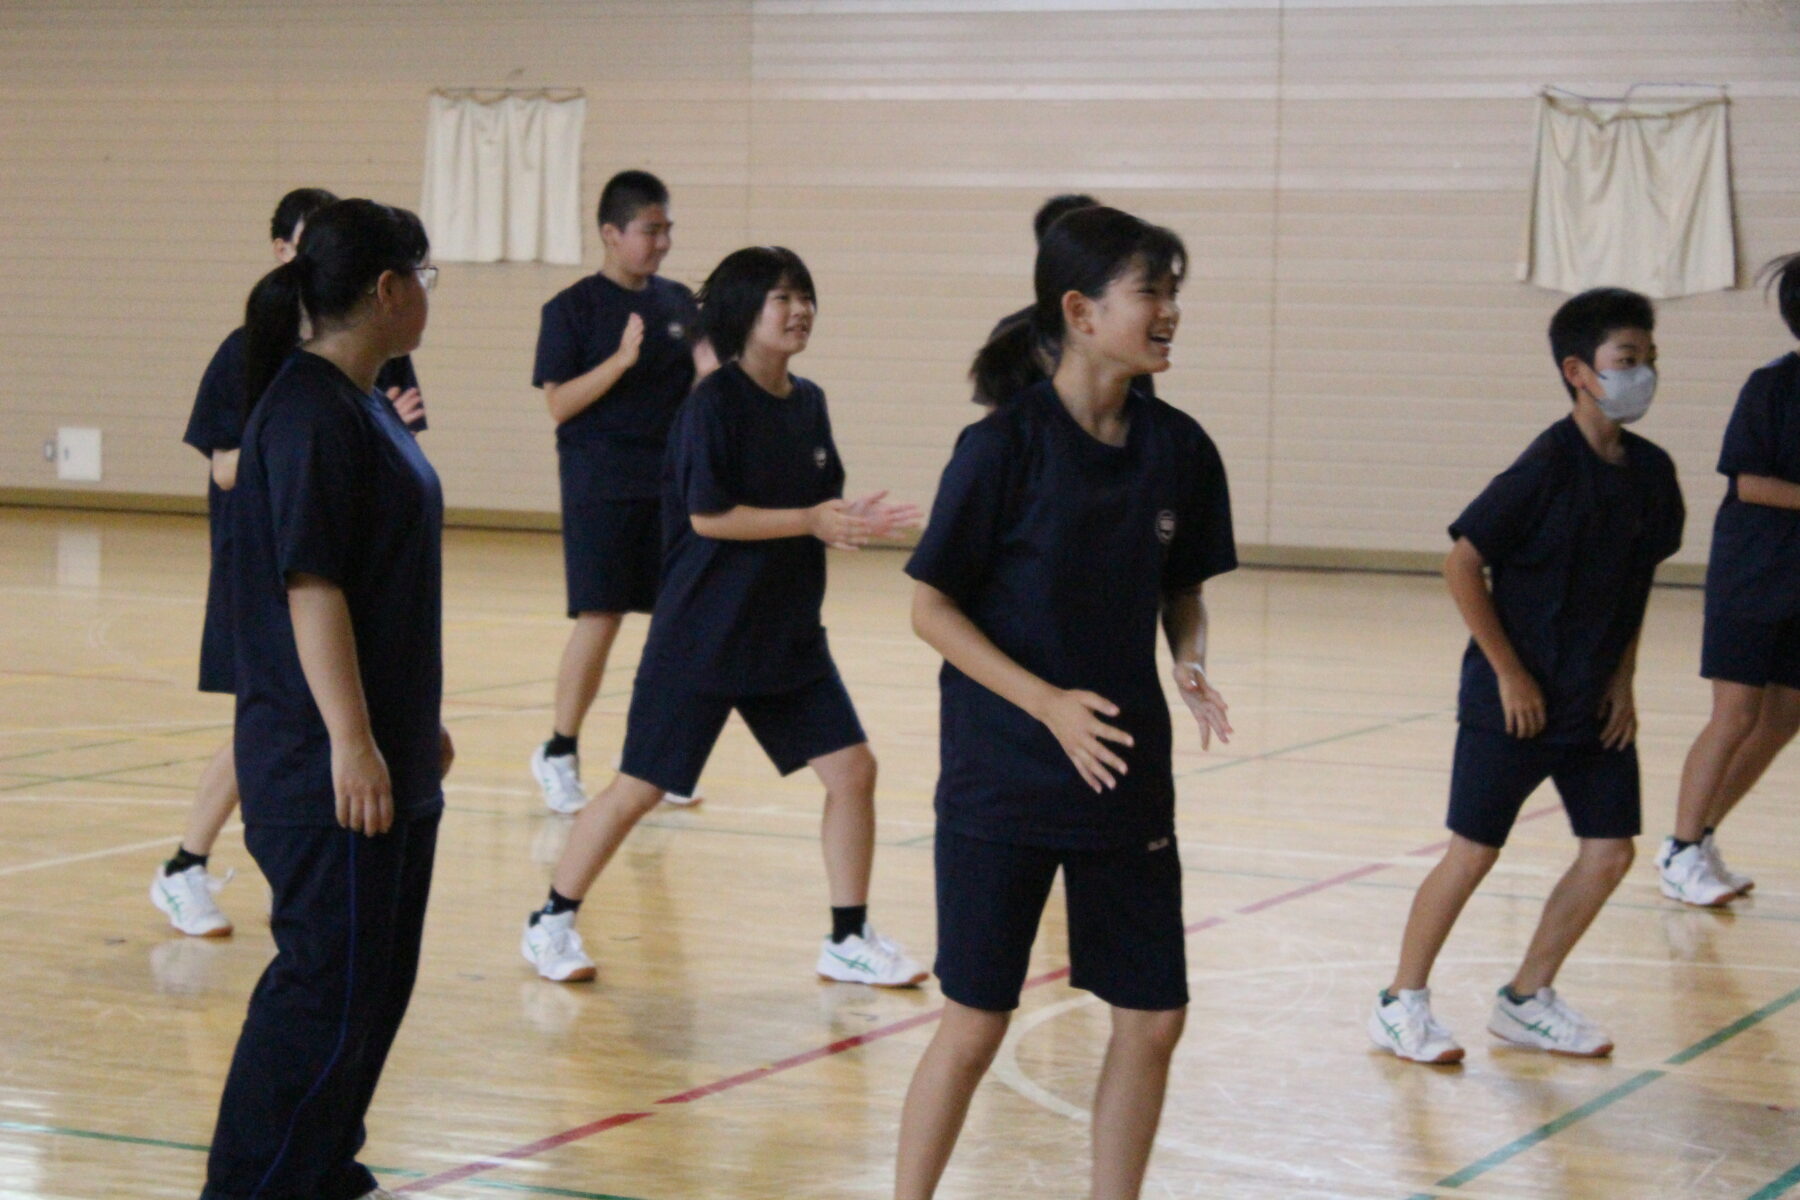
[1543,82,1727,105]
[432,86,585,99]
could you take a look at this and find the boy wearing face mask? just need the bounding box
[1368,287,1684,1064]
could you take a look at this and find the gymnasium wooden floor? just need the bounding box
[2,507,1797,1200]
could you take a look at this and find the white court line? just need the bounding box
[0,824,243,880]
[0,794,188,807]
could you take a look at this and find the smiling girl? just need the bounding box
[521,245,928,989]
[895,206,1236,1200]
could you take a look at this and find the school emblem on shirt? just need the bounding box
[1156,510,1177,544]
[667,322,685,340]
[813,447,829,469]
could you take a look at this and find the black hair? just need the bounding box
[269,187,339,243]
[1032,193,1100,243]
[695,246,816,364]
[598,169,670,232]
[1547,287,1656,401]
[243,199,429,415]
[971,206,1186,406]
[1758,253,1800,340]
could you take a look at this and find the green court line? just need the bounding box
[0,1120,647,1200]
[0,737,135,764]
[1746,1160,1800,1200]
[1405,984,1800,1198]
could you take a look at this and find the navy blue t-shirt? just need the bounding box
[1706,352,1800,623]
[639,363,845,696]
[231,351,445,827]
[532,273,698,499]
[906,381,1237,851]
[184,329,424,694]
[1450,417,1684,744]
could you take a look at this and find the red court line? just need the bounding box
[400,804,1561,1193]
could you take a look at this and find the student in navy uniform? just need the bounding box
[1368,288,1684,1066]
[520,245,928,988]
[895,207,1235,1200]
[1660,252,1800,906]
[530,170,703,814]
[154,187,428,939]
[980,192,1155,405]
[199,199,450,1200]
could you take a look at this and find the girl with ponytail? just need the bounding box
[898,207,1238,1199]
[200,199,449,1200]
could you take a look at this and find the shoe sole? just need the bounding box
[816,970,930,988]
[542,966,596,983]
[1367,1022,1464,1064]
[1659,880,1739,908]
[660,793,703,808]
[151,888,233,938]
[1487,1027,1612,1057]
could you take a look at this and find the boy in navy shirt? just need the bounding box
[153,186,426,939]
[1369,288,1684,1064]
[530,170,700,814]
[521,245,926,989]
[1660,252,1800,905]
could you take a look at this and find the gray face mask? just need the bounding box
[1595,365,1657,424]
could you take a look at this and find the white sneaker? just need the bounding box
[531,745,587,814]
[150,863,234,937]
[816,923,929,988]
[1367,988,1464,1064]
[1657,840,1738,907]
[1487,986,1613,1057]
[1702,833,1754,894]
[660,786,703,807]
[521,910,596,982]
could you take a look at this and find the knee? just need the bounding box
[829,745,878,798]
[598,778,663,821]
[1581,838,1635,883]
[1444,836,1501,883]
[938,1006,1009,1072]
[1767,697,1800,742]
[1712,696,1763,742]
[1116,1006,1187,1060]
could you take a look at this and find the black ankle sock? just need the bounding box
[165,848,209,876]
[1702,826,1716,839]
[1379,989,1397,1006]
[545,732,578,759]
[1670,836,1700,854]
[1501,984,1531,1005]
[830,905,868,943]
[532,888,582,924]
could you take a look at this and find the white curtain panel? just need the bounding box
[1521,93,1736,300]
[421,92,586,265]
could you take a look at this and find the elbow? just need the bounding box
[690,513,721,539]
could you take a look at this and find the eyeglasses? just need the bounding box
[415,265,439,291]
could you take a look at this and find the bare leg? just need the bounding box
[180,741,239,857]
[1091,1005,1186,1200]
[1673,681,1764,842]
[550,773,665,900]
[812,743,876,907]
[1390,835,1500,993]
[1705,684,1800,831]
[552,612,623,741]
[1511,838,1634,994]
[895,1000,1010,1200]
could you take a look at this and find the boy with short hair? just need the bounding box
[1368,288,1685,1064]
[530,169,699,813]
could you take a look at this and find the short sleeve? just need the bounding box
[1717,370,1778,479]
[183,331,247,456]
[532,295,582,388]
[1165,428,1236,590]
[261,394,370,588]
[672,388,739,516]
[905,421,1013,605]
[1448,447,1555,566]
[376,355,426,432]
[1649,453,1687,564]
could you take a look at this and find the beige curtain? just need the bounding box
[420,91,586,265]
[1521,93,1735,299]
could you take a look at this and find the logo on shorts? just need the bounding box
[813,447,829,469]
[1155,510,1177,544]
[1147,837,1171,853]
[667,321,686,340]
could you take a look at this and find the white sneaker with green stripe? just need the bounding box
[1702,832,1754,894]
[1487,986,1612,1057]
[816,923,929,987]
[1368,988,1464,1064]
